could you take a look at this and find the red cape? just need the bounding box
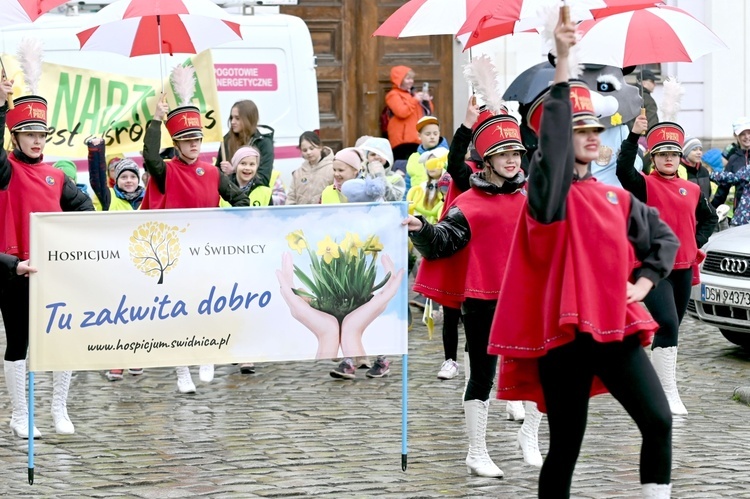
[414,184,526,308]
[488,179,657,412]
[644,172,699,269]
[141,158,221,210]
[0,153,65,258]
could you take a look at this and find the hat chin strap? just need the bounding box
[654,166,676,179]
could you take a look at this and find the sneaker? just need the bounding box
[330,358,356,379]
[239,363,255,374]
[366,356,391,378]
[437,359,459,380]
[176,366,196,394]
[199,364,214,383]
[128,368,144,376]
[106,369,124,381]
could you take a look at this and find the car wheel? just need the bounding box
[719,329,750,349]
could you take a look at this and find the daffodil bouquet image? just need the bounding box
[285,230,392,323]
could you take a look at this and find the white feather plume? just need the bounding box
[540,3,582,79]
[170,64,196,106]
[660,76,683,122]
[17,38,43,95]
[463,55,505,115]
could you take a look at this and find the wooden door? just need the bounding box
[357,2,454,146]
[283,0,454,152]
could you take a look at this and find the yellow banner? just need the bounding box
[1,50,222,158]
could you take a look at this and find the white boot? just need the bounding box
[517,401,543,467]
[176,366,196,394]
[506,400,525,421]
[651,347,687,415]
[3,360,41,439]
[642,483,672,498]
[464,399,504,478]
[51,371,75,434]
[199,364,214,383]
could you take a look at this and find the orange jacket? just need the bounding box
[385,65,433,149]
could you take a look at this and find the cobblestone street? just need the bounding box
[0,314,749,498]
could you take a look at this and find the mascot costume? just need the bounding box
[578,64,643,187]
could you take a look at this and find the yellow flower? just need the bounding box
[363,234,384,255]
[340,232,364,258]
[316,235,341,264]
[286,230,307,254]
[610,112,623,126]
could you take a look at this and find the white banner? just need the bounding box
[29,204,409,372]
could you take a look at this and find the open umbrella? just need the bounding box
[373,0,481,38]
[2,0,69,27]
[76,0,243,89]
[458,0,663,50]
[576,5,727,67]
[502,61,555,104]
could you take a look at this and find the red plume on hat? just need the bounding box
[6,38,48,134]
[166,64,203,140]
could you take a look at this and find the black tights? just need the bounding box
[462,299,497,402]
[538,333,672,499]
[442,305,462,361]
[643,268,692,349]
[0,276,30,361]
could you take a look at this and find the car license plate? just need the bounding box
[701,284,750,307]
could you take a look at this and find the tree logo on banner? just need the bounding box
[129,222,188,284]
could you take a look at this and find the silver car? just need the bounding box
[688,224,750,348]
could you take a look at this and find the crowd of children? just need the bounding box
[1,10,744,497]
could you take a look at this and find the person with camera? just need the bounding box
[384,66,433,161]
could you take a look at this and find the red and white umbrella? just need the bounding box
[458,0,663,50]
[2,0,69,27]
[76,0,243,58]
[372,0,482,38]
[576,5,727,67]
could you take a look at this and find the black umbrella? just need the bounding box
[502,61,556,105]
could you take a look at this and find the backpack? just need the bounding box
[380,106,393,139]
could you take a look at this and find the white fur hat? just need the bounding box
[359,137,394,167]
[418,146,449,164]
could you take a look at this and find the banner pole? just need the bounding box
[28,371,35,485]
[401,353,408,471]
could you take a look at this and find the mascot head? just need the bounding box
[577,64,642,129]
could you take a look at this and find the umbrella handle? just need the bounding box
[561,4,570,24]
[640,107,646,135]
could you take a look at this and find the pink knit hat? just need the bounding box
[333,147,364,172]
[231,146,260,170]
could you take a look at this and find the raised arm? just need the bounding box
[86,138,111,210]
[142,98,169,194]
[616,115,649,202]
[527,14,576,224]
[0,80,14,190]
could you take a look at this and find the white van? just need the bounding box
[0,10,318,188]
